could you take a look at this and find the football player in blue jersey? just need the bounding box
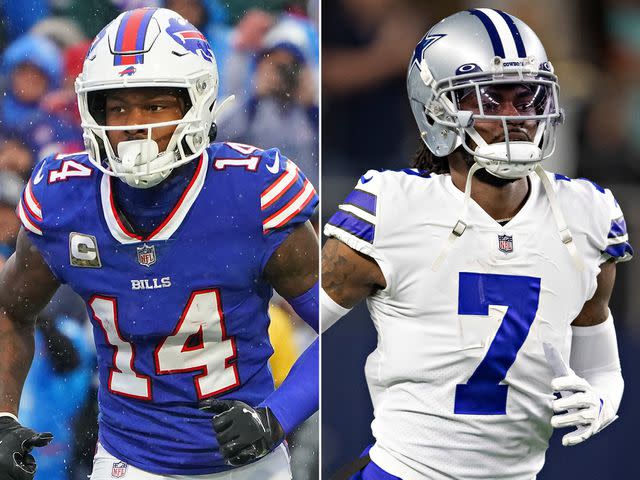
[322,8,630,480]
[0,7,318,480]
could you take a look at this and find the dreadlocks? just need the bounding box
[410,140,450,174]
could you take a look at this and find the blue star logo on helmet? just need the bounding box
[411,34,446,70]
[166,18,213,63]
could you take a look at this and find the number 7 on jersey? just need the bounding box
[455,272,541,415]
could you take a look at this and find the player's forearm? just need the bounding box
[570,314,623,413]
[0,311,35,415]
[321,238,385,309]
[259,338,318,434]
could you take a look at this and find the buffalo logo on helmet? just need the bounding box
[166,18,213,62]
[118,66,137,76]
[498,234,514,254]
[111,461,128,478]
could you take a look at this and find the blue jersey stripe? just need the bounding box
[327,210,375,243]
[494,9,527,57]
[578,177,605,193]
[608,217,627,238]
[603,242,633,259]
[468,9,506,58]
[401,168,431,177]
[343,189,377,216]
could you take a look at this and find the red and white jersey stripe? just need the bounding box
[260,160,299,210]
[263,179,316,232]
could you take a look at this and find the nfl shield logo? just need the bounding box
[137,244,156,267]
[111,461,127,478]
[498,234,514,254]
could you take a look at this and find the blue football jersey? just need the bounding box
[18,142,318,475]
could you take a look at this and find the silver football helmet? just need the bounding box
[407,8,563,179]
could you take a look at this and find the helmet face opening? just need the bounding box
[455,82,554,119]
[87,87,193,127]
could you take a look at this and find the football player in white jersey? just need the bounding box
[322,8,631,480]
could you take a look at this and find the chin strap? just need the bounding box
[534,164,584,271]
[431,162,481,271]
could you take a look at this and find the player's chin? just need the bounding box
[475,168,520,187]
[462,153,520,187]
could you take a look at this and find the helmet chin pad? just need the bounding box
[473,142,542,179]
[115,139,173,188]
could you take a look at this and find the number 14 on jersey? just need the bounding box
[89,288,240,401]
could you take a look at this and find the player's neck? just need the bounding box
[111,160,199,236]
[449,157,531,222]
[113,160,198,207]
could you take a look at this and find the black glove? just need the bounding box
[0,416,53,480]
[200,399,285,467]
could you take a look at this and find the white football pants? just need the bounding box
[90,442,292,480]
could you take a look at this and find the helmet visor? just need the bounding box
[454,82,556,119]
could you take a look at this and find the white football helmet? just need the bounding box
[407,8,563,179]
[76,7,230,188]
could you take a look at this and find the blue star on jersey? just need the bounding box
[17,142,318,475]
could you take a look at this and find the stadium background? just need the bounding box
[0,1,319,479]
[322,0,640,478]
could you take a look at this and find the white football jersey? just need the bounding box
[324,169,631,480]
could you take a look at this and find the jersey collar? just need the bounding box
[100,151,208,244]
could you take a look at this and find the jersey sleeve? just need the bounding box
[323,170,380,258]
[16,155,52,238]
[259,147,318,234]
[323,170,396,290]
[598,188,633,264]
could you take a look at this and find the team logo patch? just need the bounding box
[498,234,513,254]
[118,66,137,76]
[111,461,128,478]
[69,232,102,268]
[166,17,213,62]
[137,244,156,267]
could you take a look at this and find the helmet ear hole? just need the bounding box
[181,137,194,157]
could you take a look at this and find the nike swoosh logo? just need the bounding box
[360,174,373,184]
[266,152,281,174]
[33,162,46,185]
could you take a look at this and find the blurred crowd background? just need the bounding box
[322,0,640,478]
[0,0,318,479]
